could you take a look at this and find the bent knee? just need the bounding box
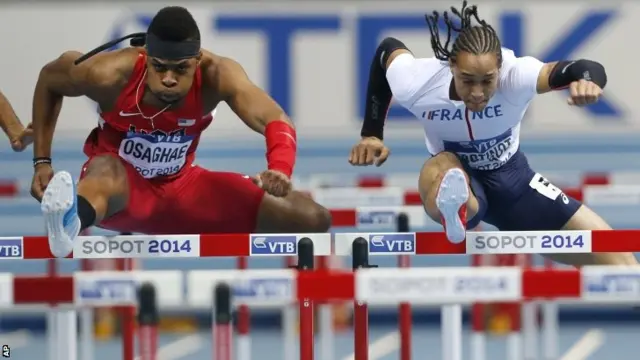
[419,152,467,197]
[81,155,128,192]
[302,204,332,232]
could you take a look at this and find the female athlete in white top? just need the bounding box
[349,1,637,266]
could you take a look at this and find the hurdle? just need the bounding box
[4,228,639,359]
[135,233,639,360]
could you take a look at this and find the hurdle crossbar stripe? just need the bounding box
[3,229,638,259]
[4,266,640,305]
[10,233,333,259]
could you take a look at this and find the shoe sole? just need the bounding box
[41,171,75,258]
[435,168,469,243]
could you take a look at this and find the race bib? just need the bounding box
[443,129,516,170]
[118,132,193,179]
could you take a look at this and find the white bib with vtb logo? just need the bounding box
[118,132,193,178]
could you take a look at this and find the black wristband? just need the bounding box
[549,59,607,90]
[33,157,52,167]
[361,37,410,140]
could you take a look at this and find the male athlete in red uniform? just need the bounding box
[0,91,32,152]
[30,6,332,258]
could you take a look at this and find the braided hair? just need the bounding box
[425,1,502,65]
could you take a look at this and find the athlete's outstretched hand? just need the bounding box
[9,123,33,152]
[253,170,292,197]
[567,79,603,106]
[30,163,54,202]
[349,136,390,167]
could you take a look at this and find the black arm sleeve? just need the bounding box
[548,59,607,90]
[361,37,410,140]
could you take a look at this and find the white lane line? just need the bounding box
[134,333,204,360]
[342,331,400,360]
[559,328,605,360]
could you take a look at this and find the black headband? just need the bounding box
[145,33,200,60]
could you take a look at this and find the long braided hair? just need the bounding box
[425,1,502,65]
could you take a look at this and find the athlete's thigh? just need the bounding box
[165,166,265,234]
[561,204,612,230]
[419,151,485,226]
[88,155,165,234]
[489,172,581,231]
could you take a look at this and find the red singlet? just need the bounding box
[80,53,265,235]
[84,52,213,178]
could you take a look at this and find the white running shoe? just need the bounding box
[41,171,80,258]
[435,168,469,243]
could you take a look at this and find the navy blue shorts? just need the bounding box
[455,150,582,230]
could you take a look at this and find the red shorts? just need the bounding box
[81,155,265,234]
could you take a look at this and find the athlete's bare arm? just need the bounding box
[0,90,26,143]
[32,49,136,158]
[212,56,292,134]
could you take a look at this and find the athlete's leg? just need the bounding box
[42,154,135,257]
[549,205,639,266]
[255,191,332,232]
[77,154,130,224]
[418,151,482,242]
[485,158,638,267]
[163,167,331,234]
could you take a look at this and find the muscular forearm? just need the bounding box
[0,91,23,140]
[32,68,64,158]
[250,113,292,134]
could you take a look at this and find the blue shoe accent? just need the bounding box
[62,181,77,228]
[41,171,79,258]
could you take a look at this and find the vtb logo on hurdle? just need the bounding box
[250,235,297,255]
[77,279,137,303]
[233,279,293,299]
[586,274,640,294]
[368,233,416,255]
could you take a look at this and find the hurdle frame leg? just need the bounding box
[352,237,376,360]
[137,282,160,360]
[282,302,297,360]
[441,305,462,360]
[522,301,538,360]
[79,308,95,360]
[318,303,333,360]
[56,308,78,360]
[46,309,57,360]
[236,257,251,360]
[213,283,233,360]
[297,238,315,360]
[283,256,297,360]
[542,301,559,360]
[397,213,412,360]
[470,329,485,360]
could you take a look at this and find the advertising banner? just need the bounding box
[0,2,634,141]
